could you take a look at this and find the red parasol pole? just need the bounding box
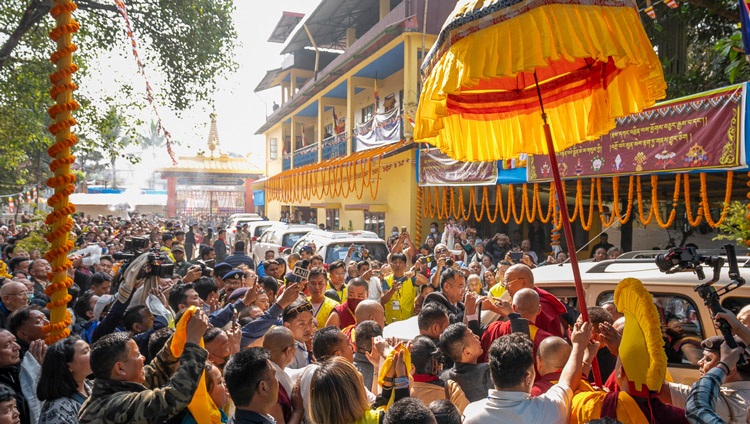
[534,73,602,387]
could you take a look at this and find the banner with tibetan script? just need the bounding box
[419,148,497,186]
[354,107,402,151]
[528,84,747,182]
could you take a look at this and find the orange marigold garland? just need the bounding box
[44,0,79,344]
[701,171,733,228]
[415,186,423,241]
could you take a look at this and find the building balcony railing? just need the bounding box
[279,111,403,171]
[322,133,349,161]
[293,143,318,168]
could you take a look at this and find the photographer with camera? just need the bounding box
[662,326,750,423]
[429,244,469,288]
[381,253,429,324]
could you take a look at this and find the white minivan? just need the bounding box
[290,229,389,264]
[251,223,318,263]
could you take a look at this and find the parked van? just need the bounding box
[226,219,279,249]
[290,230,389,264]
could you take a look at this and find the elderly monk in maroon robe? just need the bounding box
[480,288,553,363]
[501,264,568,338]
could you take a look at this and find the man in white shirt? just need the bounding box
[463,321,592,424]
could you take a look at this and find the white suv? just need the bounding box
[290,230,389,264]
[227,219,280,250]
[251,223,318,263]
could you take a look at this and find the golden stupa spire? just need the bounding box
[207,113,220,157]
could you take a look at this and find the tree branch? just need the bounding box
[75,0,117,13]
[0,0,51,69]
[681,0,738,23]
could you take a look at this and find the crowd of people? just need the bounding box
[0,213,743,424]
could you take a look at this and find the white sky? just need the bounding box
[79,0,318,181]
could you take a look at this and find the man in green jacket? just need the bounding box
[78,309,209,423]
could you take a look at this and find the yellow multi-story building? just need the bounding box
[254,0,457,240]
[254,0,750,256]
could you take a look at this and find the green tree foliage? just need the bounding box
[642,0,750,99]
[714,201,750,246]
[0,0,237,193]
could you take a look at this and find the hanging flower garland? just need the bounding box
[636,176,655,226]
[44,0,79,345]
[682,173,704,227]
[418,172,735,232]
[486,186,500,224]
[650,174,681,229]
[578,179,596,232]
[700,171,733,227]
[596,178,616,228]
[415,186,423,241]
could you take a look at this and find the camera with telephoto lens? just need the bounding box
[139,253,174,279]
[656,244,747,360]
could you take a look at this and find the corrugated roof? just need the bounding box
[70,193,167,206]
[269,11,305,43]
[281,0,400,54]
[160,155,263,175]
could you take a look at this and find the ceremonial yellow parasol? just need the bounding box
[415,0,666,382]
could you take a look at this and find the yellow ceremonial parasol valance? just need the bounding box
[415,0,666,163]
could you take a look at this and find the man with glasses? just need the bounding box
[221,269,245,299]
[424,268,470,326]
[0,281,29,329]
[262,326,302,424]
[501,264,568,338]
[429,243,469,288]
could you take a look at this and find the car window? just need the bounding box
[721,297,750,315]
[254,225,271,237]
[282,232,307,247]
[323,242,388,264]
[597,291,703,366]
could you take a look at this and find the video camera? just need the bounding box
[193,260,214,278]
[139,253,175,279]
[112,237,151,261]
[112,236,174,280]
[656,244,747,353]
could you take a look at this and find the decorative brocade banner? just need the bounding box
[528,84,747,182]
[418,148,498,186]
[354,107,402,151]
